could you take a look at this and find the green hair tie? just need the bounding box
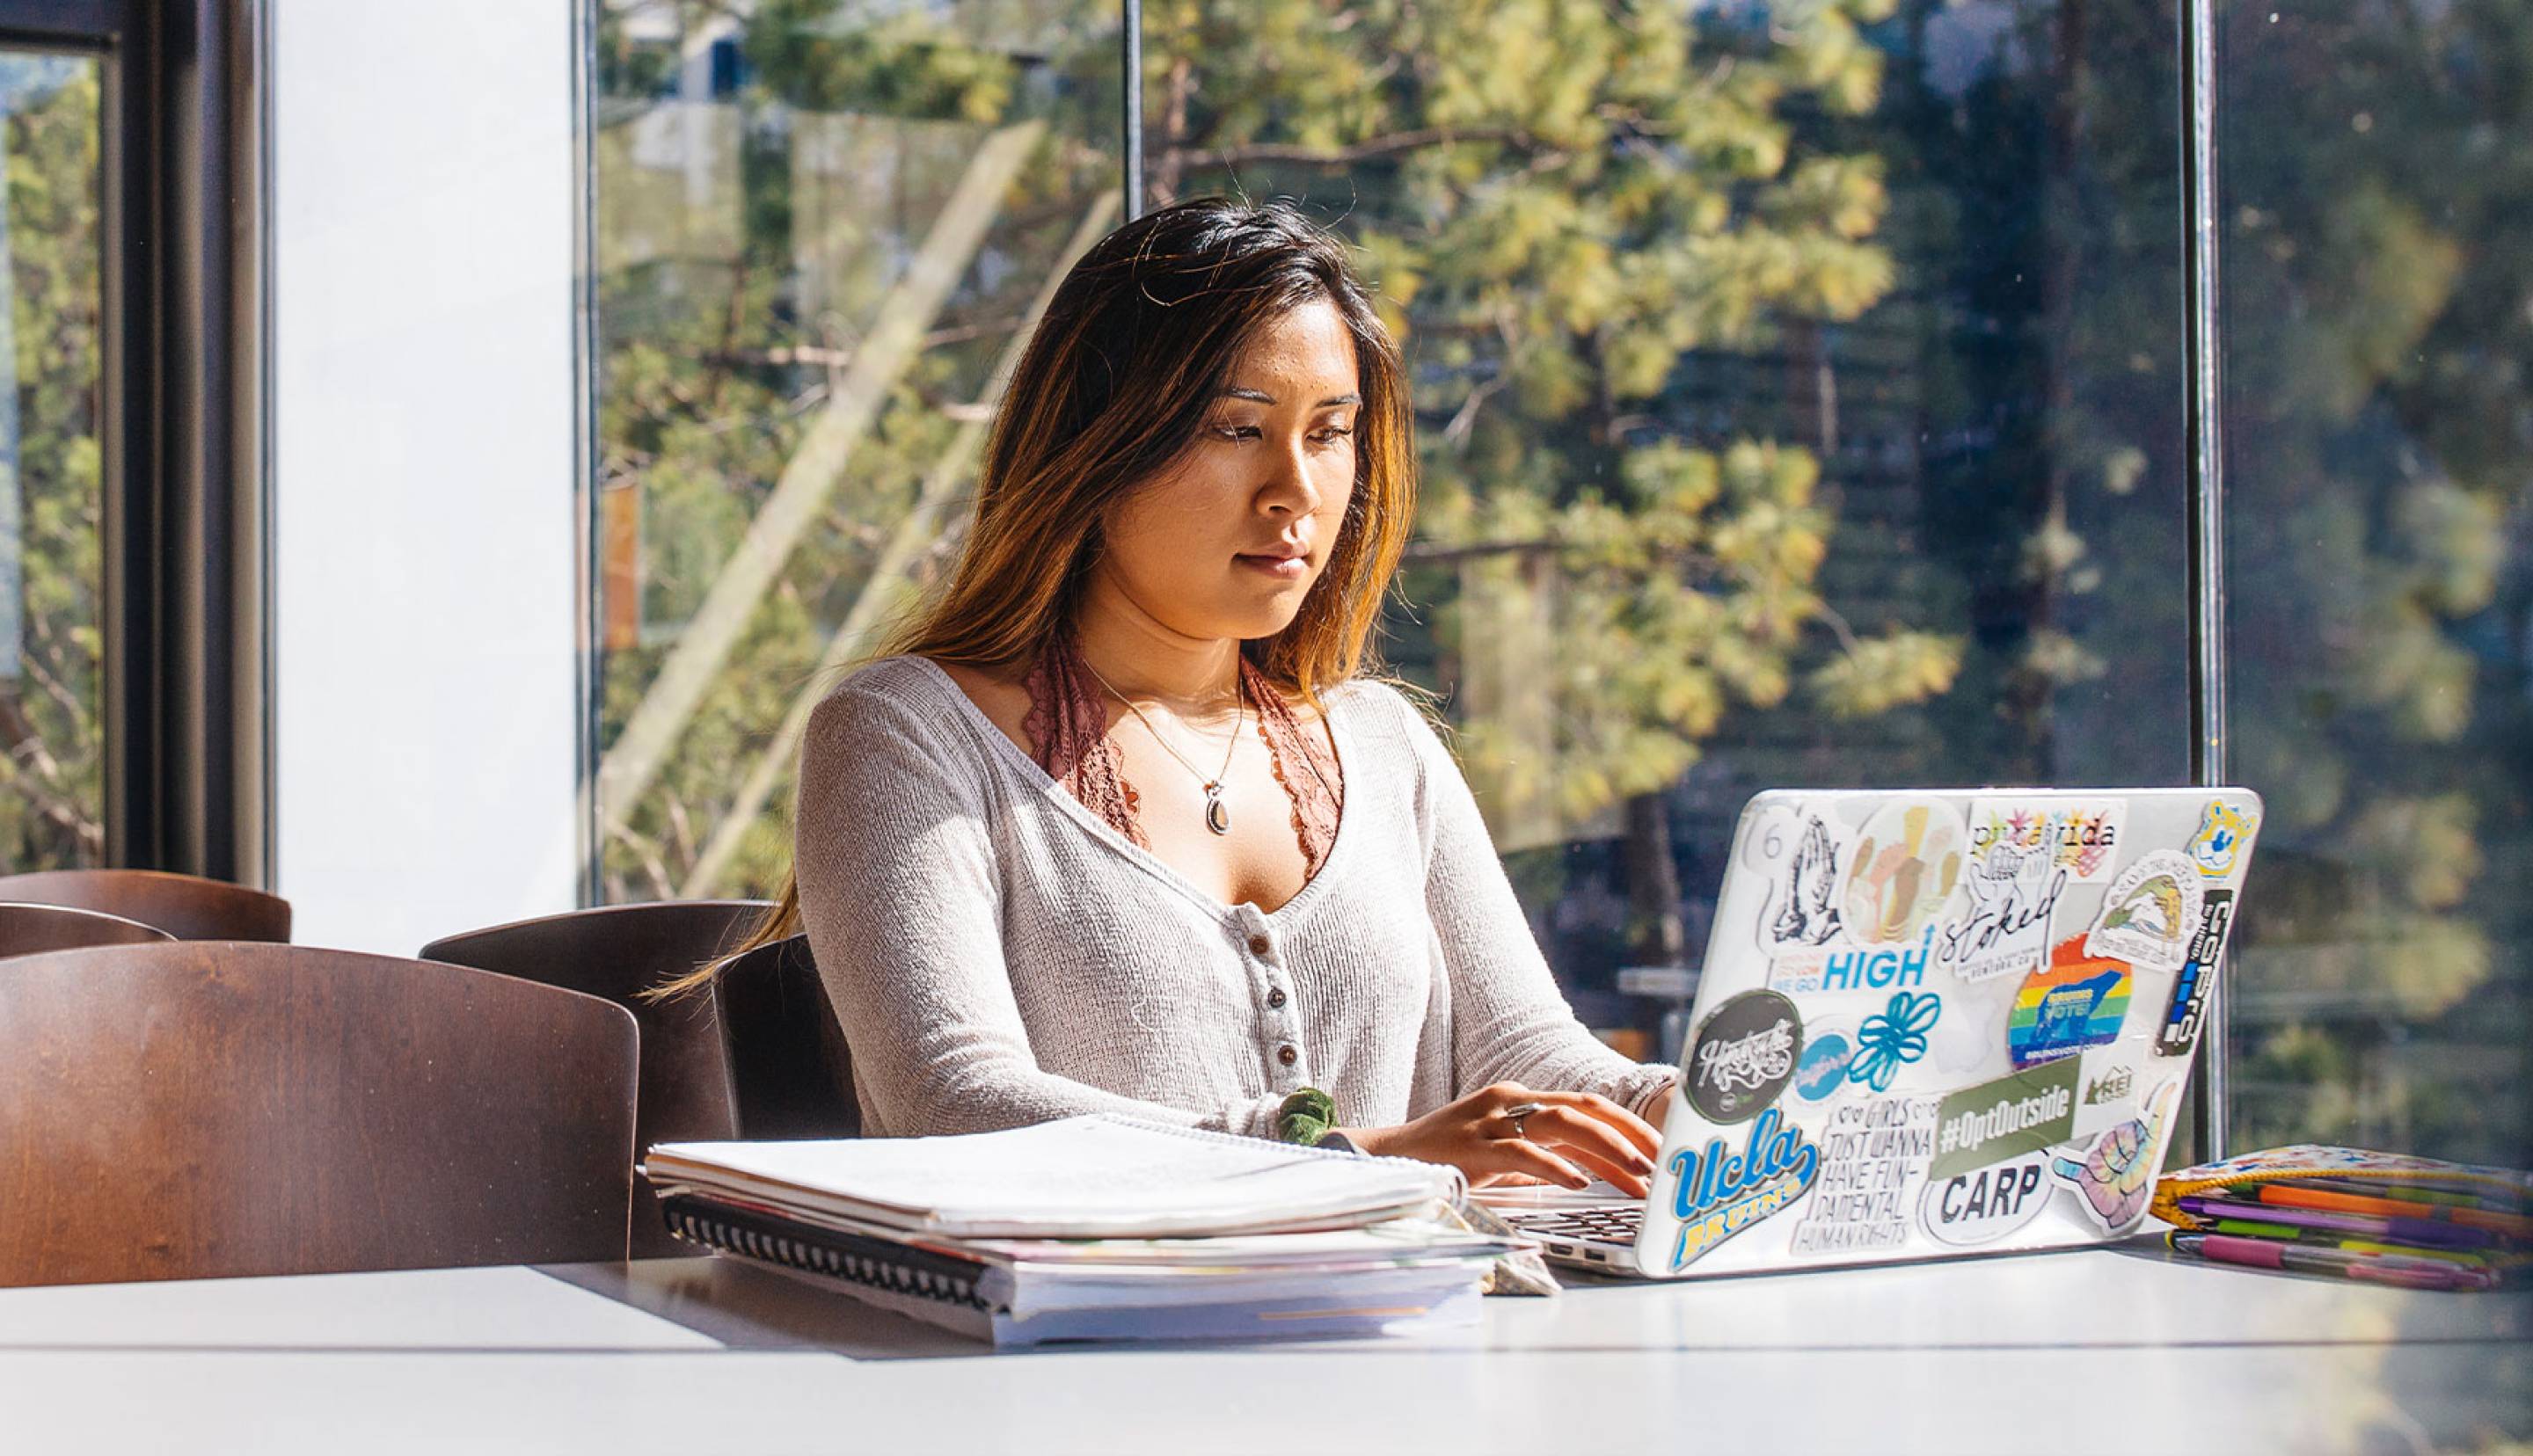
[1275,1087,1338,1146]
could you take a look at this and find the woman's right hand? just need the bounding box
[1345,1082,1660,1199]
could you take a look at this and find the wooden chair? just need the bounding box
[0,868,291,942]
[713,933,860,1139]
[420,900,769,1256]
[0,942,637,1287]
[0,902,175,957]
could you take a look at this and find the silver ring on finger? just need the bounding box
[1500,1100,1548,1140]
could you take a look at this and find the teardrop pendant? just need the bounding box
[1203,786,1231,835]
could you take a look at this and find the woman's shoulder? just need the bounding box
[809,655,995,750]
[1323,674,1449,761]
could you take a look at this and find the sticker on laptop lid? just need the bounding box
[2050,1080,2179,1234]
[1790,1096,1940,1257]
[1966,798,2128,884]
[2008,936,2133,1069]
[1661,1108,1821,1270]
[2084,849,2203,974]
[1929,1058,2080,1181]
[1754,810,1852,953]
[1790,1018,1859,1105]
[2153,890,2237,1058]
[1683,989,1805,1125]
[2186,797,2258,882]
[2071,1039,2153,1139]
[1767,926,1935,998]
[1935,837,2068,986]
[1842,799,1967,949]
[1846,990,1944,1093]
[1923,1147,2055,1248]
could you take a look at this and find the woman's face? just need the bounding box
[1095,297,1361,644]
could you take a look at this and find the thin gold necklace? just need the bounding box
[1079,654,1245,836]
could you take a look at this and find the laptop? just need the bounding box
[1502,787,2263,1279]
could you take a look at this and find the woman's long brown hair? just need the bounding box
[648,198,1418,999]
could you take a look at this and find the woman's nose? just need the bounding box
[1261,437,1325,515]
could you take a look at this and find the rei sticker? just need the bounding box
[2085,849,2204,974]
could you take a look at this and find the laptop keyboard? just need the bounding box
[1513,1205,1642,1246]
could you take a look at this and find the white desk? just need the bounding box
[0,1239,2522,1455]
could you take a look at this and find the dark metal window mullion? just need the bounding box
[2181,0,2230,1162]
[1121,0,1141,220]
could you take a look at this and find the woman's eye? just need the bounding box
[1211,424,1261,441]
[1312,425,1355,446]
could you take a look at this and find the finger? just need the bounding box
[1520,1109,1653,1198]
[1483,1139,1593,1190]
[1529,1089,1661,1161]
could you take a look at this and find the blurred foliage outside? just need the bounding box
[0,59,103,873]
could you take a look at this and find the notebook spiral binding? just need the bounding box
[661,1196,990,1311]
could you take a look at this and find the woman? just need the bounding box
[694,198,1677,1198]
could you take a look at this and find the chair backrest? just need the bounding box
[0,869,292,942]
[0,901,175,957]
[0,942,637,1287]
[420,899,767,1256]
[712,933,860,1139]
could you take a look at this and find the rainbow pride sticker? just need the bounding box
[2007,935,2133,1069]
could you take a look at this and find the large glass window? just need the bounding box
[582,1,2529,1163]
[0,55,102,871]
[1142,0,2190,1055]
[591,0,1123,899]
[2218,0,2532,1164]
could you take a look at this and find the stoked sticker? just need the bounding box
[1684,990,1804,1125]
[2085,849,2204,973]
[1935,837,2067,985]
[1923,1148,2055,1248]
[2008,935,2133,1069]
[1841,800,1967,947]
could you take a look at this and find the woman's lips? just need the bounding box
[1235,552,1309,579]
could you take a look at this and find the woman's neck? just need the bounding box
[1069,576,1244,717]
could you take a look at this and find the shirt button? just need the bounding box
[1266,987,1287,1009]
[1277,1045,1298,1067]
[1247,934,1272,957]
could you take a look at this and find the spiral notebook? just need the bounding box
[643,1116,1500,1346]
[644,1114,1463,1239]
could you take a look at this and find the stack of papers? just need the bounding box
[642,1116,1515,1346]
[2153,1144,2532,1292]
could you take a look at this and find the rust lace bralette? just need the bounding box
[1018,631,1344,874]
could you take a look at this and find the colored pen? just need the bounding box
[2259,1184,2533,1241]
[2172,1234,2494,1292]
[2285,1176,2531,1214]
[2179,1194,2493,1249]
[2204,1219,2494,1269]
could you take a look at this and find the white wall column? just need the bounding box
[271,1,583,953]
